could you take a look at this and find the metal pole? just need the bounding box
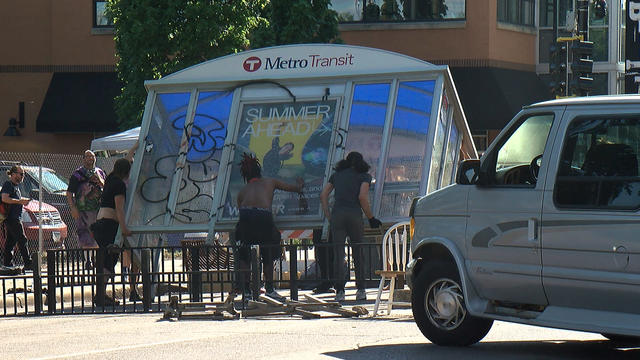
[288,245,298,301]
[33,254,43,314]
[250,245,260,300]
[38,161,43,254]
[141,248,151,312]
[189,246,201,302]
[47,250,56,314]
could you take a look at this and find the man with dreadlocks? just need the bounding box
[235,153,304,302]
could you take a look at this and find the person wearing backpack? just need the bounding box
[1,165,33,270]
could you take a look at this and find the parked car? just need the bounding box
[407,95,640,346]
[0,199,68,264]
[0,162,71,256]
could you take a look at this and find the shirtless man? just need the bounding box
[235,153,303,301]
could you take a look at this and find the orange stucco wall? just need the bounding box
[0,1,115,154]
[1,0,537,154]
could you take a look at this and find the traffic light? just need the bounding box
[570,40,594,96]
[549,42,567,98]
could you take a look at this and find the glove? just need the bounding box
[368,217,382,229]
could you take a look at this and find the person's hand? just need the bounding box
[70,206,80,219]
[19,198,30,206]
[121,227,132,237]
[368,217,382,229]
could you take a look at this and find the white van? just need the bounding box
[407,95,640,346]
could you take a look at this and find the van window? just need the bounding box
[491,114,554,185]
[555,117,640,210]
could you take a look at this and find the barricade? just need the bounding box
[0,241,383,316]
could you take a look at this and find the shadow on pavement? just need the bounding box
[323,340,640,360]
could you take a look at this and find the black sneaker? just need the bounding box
[93,295,120,306]
[312,286,335,294]
[129,290,142,303]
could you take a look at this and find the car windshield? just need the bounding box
[24,168,68,193]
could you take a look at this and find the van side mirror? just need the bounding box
[456,160,481,185]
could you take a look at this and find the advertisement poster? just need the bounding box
[222,99,337,220]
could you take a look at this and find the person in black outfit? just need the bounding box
[90,158,132,306]
[320,152,382,302]
[1,165,33,270]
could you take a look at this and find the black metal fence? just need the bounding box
[0,241,383,317]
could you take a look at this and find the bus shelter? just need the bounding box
[123,44,476,245]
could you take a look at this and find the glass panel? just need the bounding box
[441,123,459,187]
[427,90,448,193]
[498,0,535,26]
[345,83,391,184]
[23,168,68,194]
[94,1,113,26]
[590,72,608,95]
[333,0,465,22]
[378,190,418,218]
[590,27,609,62]
[538,0,574,27]
[129,92,191,226]
[555,117,640,210]
[172,91,233,225]
[221,100,338,219]
[387,80,434,188]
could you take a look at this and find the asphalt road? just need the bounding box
[2,307,639,360]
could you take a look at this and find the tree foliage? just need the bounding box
[108,0,340,129]
[107,0,264,129]
[250,0,341,48]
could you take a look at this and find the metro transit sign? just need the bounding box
[242,53,356,73]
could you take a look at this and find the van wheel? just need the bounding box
[601,333,640,344]
[411,261,493,346]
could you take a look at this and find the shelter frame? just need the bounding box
[122,44,476,245]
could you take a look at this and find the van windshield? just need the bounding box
[24,168,69,194]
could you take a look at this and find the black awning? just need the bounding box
[37,72,121,133]
[450,67,552,131]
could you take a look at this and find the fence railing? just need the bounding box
[0,242,384,316]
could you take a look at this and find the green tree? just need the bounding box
[107,0,264,129]
[250,0,341,48]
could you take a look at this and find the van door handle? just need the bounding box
[528,218,538,242]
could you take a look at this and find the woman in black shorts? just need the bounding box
[91,158,131,305]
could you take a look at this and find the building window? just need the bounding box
[333,0,465,23]
[497,0,535,26]
[93,1,113,28]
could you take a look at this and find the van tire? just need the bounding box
[411,261,493,346]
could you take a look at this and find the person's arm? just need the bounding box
[358,182,374,219]
[125,140,139,163]
[274,177,304,193]
[2,192,29,205]
[320,183,333,219]
[237,188,244,208]
[114,194,131,236]
[66,191,80,219]
[358,182,382,228]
